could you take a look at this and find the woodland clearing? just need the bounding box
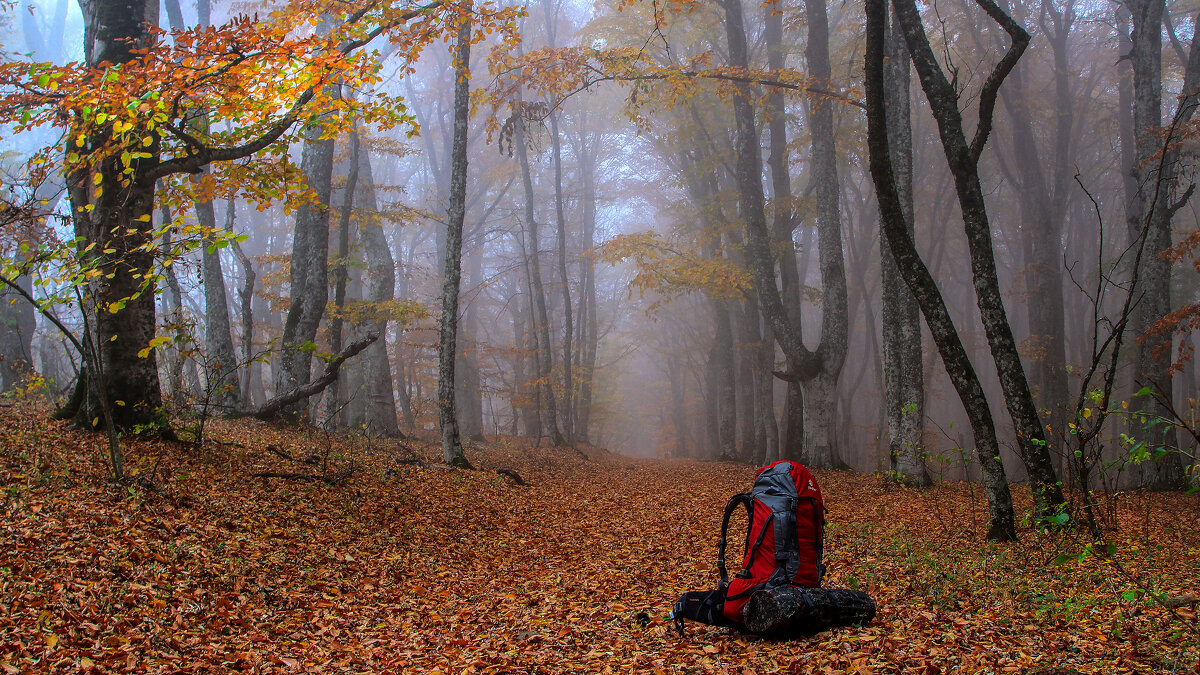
[1,401,1197,674]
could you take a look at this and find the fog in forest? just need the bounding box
[2,0,1198,494]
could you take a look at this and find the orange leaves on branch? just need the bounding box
[593,231,750,309]
[1144,228,1200,374]
[482,34,861,143]
[0,0,521,204]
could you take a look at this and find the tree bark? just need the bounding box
[865,0,1016,540]
[67,0,164,430]
[276,85,336,419]
[1124,0,1197,488]
[0,251,35,393]
[890,0,1065,516]
[224,201,260,408]
[574,126,600,444]
[515,109,565,446]
[719,0,847,468]
[764,0,805,464]
[438,6,473,468]
[195,173,241,414]
[880,6,930,487]
[457,244,485,440]
[329,127,361,426]
[549,109,575,444]
[348,130,401,436]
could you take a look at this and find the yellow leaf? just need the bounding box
[1082,408,1092,419]
[44,633,57,648]
[80,657,94,669]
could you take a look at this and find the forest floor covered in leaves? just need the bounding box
[1,400,1198,674]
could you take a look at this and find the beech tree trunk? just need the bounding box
[438,7,473,468]
[0,252,34,393]
[574,126,600,444]
[764,1,805,463]
[890,0,1065,516]
[346,130,400,436]
[224,201,260,408]
[880,7,930,487]
[515,110,565,446]
[195,174,241,414]
[457,245,485,440]
[276,93,336,419]
[1124,0,1196,488]
[548,109,575,444]
[719,0,847,469]
[795,0,849,469]
[66,0,163,430]
[865,0,1016,540]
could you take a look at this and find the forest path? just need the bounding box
[1,402,1197,673]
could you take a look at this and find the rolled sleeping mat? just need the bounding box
[744,586,876,636]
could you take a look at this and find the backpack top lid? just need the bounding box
[756,460,822,502]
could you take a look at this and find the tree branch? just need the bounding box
[245,332,378,420]
[969,0,1030,162]
[144,1,444,182]
[0,271,85,358]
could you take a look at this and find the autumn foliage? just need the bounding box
[1,402,1196,673]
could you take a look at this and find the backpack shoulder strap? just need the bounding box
[718,493,753,588]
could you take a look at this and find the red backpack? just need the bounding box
[718,460,825,623]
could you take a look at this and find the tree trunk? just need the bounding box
[195,174,241,414]
[64,0,164,431]
[276,88,336,419]
[349,130,400,436]
[438,7,473,468]
[515,110,565,446]
[329,127,361,426]
[757,318,780,464]
[719,0,847,469]
[548,109,575,444]
[225,201,259,408]
[0,250,35,393]
[865,0,1016,540]
[457,244,485,440]
[880,6,930,487]
[575,130,599,444]
[890,0,1065,516]
[763,1,805,464]
[1125,0,1195,488]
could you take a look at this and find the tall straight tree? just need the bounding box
[880,6,930,486]
[542,0,575,444]
[514,109,565,446]
[763,0,805,462]
[438,3,474,468]
[275,21,336,418]
[1122,0,1199,488]
[341,129,401,436]
[569,114,600,444]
